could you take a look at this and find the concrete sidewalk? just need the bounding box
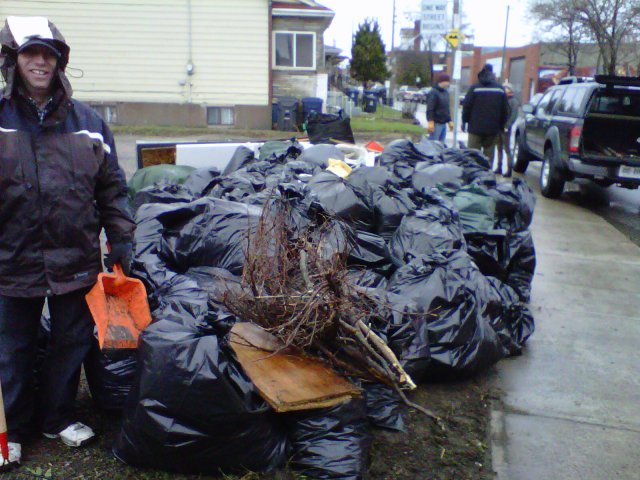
[491,164,640,479]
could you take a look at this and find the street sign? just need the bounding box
[421,0,449,35]
[445,28,465,48]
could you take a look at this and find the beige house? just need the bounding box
[1,0,334,129]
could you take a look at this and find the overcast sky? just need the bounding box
[320,0,534,56]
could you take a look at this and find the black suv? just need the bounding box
[513,75,640,198]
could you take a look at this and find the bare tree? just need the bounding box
[529,0,587,75]
[572,0,640,75]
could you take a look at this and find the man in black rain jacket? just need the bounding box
[0,16,135,467]
[462,64,509,161]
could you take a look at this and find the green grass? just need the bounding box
[350,104,426,134]
[110,104,425,139]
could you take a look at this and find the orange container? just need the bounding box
[85,263,152,349]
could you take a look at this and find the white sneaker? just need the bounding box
[43,422,95,447]
[0,442,21,469]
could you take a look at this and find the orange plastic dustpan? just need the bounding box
[85,262,152,349]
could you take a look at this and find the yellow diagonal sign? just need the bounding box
[445,28,465,48]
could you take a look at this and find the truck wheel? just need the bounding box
[540,148,565,198]
[512,133,531,173]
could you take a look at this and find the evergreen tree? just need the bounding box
[350,19,389,89]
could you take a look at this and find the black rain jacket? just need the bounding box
[426,85,451,124]
[0,18,135,297]
[462,68,509,136]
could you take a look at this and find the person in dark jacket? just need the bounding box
[0,17,135,467]
[462,64,509,161]
[426,73,452,143]
[495,82,521,177]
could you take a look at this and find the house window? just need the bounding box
[91,105,117,124]
[274,31,315,70]
[207,106,234,125]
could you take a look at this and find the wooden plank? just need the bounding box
[230,323,361,412]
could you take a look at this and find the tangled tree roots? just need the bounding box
[223,199,418,393]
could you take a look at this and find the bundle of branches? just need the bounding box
[223,199,417,394]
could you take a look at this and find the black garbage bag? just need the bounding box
[371,184,416,240]
[473,275,534,356]
[347,231,394,276]
[367,290,431,380]
[346,268,388,289]
[284,398,371,480]
[464,231,508,278]
[184,266,242,302]
[158,198,262,275]
[389,203,465,266]
[131,203,179,297]
[298,144,345,168]
[306,171,375,231]
[207,174,257,201]
[491,178,536,232]
[84,342,138,411]
[248,160,286,176]
[347,166,399,190]
[386,250,505,379]
[113,315,288,475]
[259,139,304,162]
[415,137,447,158]
[412,163,464,192]
[284,160,322,177]
[182,166,221,197]
[361,382,405,432]
[441,148,492,183]
[132,181,194,212]
[379,139,433,170]
[505,230,536,302]
[222,145,257,175]
[306,110,355,145]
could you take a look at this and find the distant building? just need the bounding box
[1,0,335,128]
[459,42,640,104]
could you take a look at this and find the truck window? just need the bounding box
[544,89,564,115]
[557,87,588,115]
[588,91,640,116]
[534,90,554,115]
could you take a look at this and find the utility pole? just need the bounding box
[500,3,510,81]
[391,0,396,52]
[452,0,462,146]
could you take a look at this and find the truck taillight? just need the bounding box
[569,126,582,153]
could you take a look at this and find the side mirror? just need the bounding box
[522,104,534,114]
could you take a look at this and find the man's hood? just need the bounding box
[478,67,497,86]
[0,16,72,100]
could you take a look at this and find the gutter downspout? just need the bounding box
[187,0,194,103]
[269,0,273,122]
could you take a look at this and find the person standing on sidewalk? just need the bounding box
[0,16,135,467]
[495,82,521,177]
[426,73,453,144]
[462,64,509,161]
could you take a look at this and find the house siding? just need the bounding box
[1,0,271,127]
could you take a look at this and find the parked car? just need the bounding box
[418,87,432,104]
[395,86,421,102]
[512,75,640,198]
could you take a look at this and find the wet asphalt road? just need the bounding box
[520,161,640,248]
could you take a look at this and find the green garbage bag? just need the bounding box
[128,164,196,200]
[439,184,496,233]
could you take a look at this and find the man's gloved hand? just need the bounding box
[448,121,454,131]
[461,123,467,133]
[427,120,435,134]
[104,242,133,275]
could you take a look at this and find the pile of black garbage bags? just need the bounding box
[108,138,536,478]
